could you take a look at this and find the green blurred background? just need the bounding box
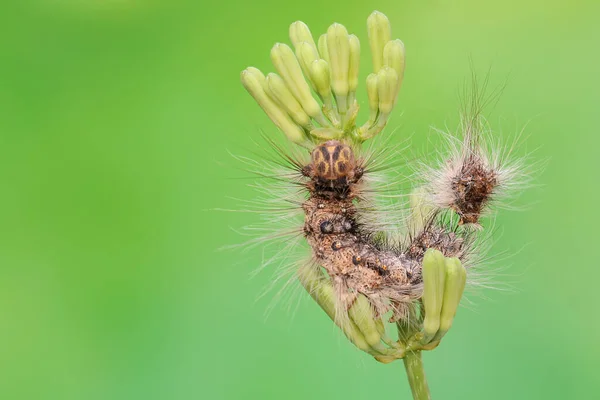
[1,0,598,398]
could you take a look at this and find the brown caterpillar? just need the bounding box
[299,140,471,322]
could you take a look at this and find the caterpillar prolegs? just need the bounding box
[239,10,531,364]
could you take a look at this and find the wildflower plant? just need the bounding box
[240,10,531,400]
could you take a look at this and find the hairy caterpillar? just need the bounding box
[237,10,532,370]
[301,139,469,322]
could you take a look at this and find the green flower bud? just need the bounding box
[377,66,398,114]
[245,66,266,87]
[309,59,332,100]
[367,10,391,73]
[438,257,467,334]
[266,72,312,128]
[348,295,383,347]
[326,23,350,107]
[295,41,319,83]
[270,43,322,121]
[366,72,379,123]
[358,72,381,139]
[309,59,338,126]
[297,265,372,352]
[318,34,330,63]
[383,39,406,99]
[297,264,405,361]
[241,67,305,143]
[421,248,447,344]
[289,21,317,50]
[360,66,397,139]
[348,34,361,93]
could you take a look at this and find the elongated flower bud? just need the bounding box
[366,73,379,123]
[327,23,350,103]
[318,34,330,63]
[309,59,339,126]
[367,11,391,73]
[309,59,332,99]
[297,265,372,352]
[270,43,322,120]
[348,34,361,95]
[421,248,446,344]
[360,68,396,140]
[377,66,398,114]
[383,39,405,78]
[289,21,317,50]
[241,67,305,143]
[383,39,406,99]
[295,41,319,82]
[244,66,266,87]
[438,257,467,334]
[348,295,383,347]
[266,72,312,128]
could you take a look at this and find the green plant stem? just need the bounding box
[403,351,430,400]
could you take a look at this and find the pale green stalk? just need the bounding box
[403,351,430,400]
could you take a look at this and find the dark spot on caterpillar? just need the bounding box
[320,146,331,161]
[377,264,390,276]
[342,147,351,160]
[317,217,355,234]
[317,162,327,175]
[352,255,362,265]
[331,241,342,251]
[337,161,347,173]
[320,220,333,233]
[354,167,363,180]
[364,258,390,276]
[332,145,342,161]
[343,220,353,232]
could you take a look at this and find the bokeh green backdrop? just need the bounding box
[1,0,598,399]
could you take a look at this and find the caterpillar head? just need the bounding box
[302,140,364,190]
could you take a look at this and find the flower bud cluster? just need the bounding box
[241,11,405,145]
